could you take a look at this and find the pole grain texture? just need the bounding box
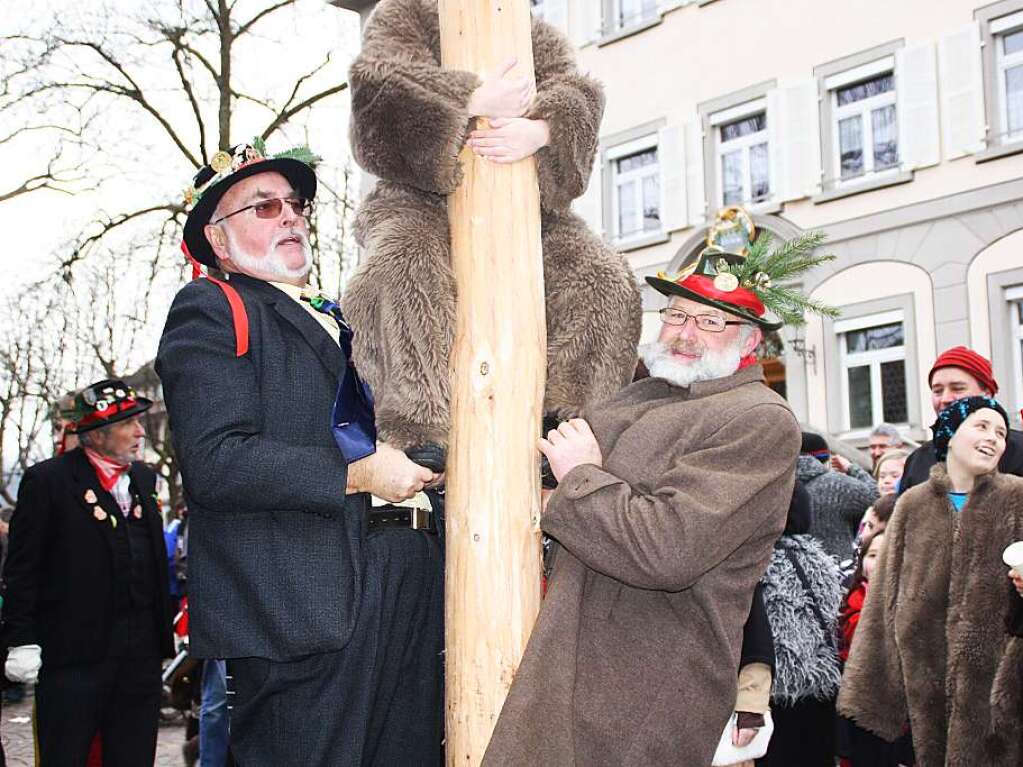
[438,1,545,764]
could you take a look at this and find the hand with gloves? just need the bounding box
[5,644,42,683]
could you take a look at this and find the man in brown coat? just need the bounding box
[485,219,835,766]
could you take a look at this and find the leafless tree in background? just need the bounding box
[0,0,360,498]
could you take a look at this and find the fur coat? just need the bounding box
[760,534,843,705]
[343,0,642,450]
[837,466,1023,766]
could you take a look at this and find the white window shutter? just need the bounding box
[683,119,707,226]
[657,126,686,233]
[766,80,821,202]
[896,42,940,170]
[571,0,604,45]
[542,0,569,35]
[938,22,987,159]
[573,152,604,236]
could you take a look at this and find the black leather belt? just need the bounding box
[368,505,436,533]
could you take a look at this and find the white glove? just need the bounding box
[5,644,42,684]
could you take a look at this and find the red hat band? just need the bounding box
[680,274,766,317]
[75,398,140,430]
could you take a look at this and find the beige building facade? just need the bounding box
[336,0,1023,444]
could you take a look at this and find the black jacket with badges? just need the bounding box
[157,273,368,661]
[2,448,173,667]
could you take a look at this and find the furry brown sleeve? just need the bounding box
[348,0,480,195]
[836,502,910,742]
[528,20,605,211]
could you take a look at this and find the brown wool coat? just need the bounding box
[343,0,642,449]
[484,366,801,766]
[838,466,1023,766]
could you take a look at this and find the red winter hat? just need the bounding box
[928,346,998,395]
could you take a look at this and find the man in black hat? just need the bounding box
[2,379,174,766]
[157,140,443,764]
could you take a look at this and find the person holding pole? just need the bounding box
[485,217,837,766]
[157,141,443,765]
[343,0,642,463]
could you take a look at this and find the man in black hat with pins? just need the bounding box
[157,140,443,765]
[2,379,174,766]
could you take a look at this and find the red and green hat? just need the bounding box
[182,137,319,269]
[646,206,839,330]
[67,379,152,435]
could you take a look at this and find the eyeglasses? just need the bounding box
[212,196,311,225]
[658,307,750,333]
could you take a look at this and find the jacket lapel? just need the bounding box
[68,449,119,554]
[232,274,342,380]
[129,465,168,569]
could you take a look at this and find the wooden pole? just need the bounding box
[438,1,545,764]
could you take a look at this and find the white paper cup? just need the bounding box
[1002,541,1023,572]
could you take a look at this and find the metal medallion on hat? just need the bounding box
[713,273,739,292]
[83,388,97,406]
[210,151,232,174]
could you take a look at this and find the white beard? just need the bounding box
[225,227,312,281]
[640,338,745,388]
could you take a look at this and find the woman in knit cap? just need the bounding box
[900,346,1023,492]
[838,396,1023,765]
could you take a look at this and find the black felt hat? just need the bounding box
[69,379,153,434]
[182,140,318,268]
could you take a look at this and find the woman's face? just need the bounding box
[876,457,905,495]
[947,408,1007,477]
[863,534,885,581]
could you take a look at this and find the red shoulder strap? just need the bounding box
[181,242,250,357]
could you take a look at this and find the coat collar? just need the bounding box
[226,273,342,379]
[925,462,998,497]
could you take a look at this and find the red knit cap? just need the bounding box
[928,346,998,395]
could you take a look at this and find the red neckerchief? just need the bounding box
[83,447,130,493]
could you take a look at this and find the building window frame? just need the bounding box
[812,39,909,201]
[822,293,919,438]
[986,266,1023,428]
[698,80,779,215]
[978,1,1023,160]
[713,99,771,208]
[600,118,669,250]
[836,310,909,433]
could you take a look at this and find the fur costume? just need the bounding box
[343,0,642,449]
[761,534,843,705]
[837,465,1023,766]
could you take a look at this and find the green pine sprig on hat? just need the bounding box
[718,230,839,326]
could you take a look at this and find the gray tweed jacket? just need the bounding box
[156,274,367,661]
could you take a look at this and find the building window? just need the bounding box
[838,312,908,431]
[831,72,898,182]
[715,108,769,206]
[614,0,657,30]
[1007,287,1023,409]
[998,27,1023,143]
[610,142,660,240]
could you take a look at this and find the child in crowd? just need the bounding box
[873,449,908,495]
[837,532,911,766]
[855,493,897,550]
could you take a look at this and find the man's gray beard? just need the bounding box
[225,227,312,281]
[640,339,745,387]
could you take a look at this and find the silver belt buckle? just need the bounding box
[410,507,431,530]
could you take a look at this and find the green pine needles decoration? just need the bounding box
[723,231,840,326]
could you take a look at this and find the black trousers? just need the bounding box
[756,697,837,767]
[227,527,444,767]
[35,655,162,767]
